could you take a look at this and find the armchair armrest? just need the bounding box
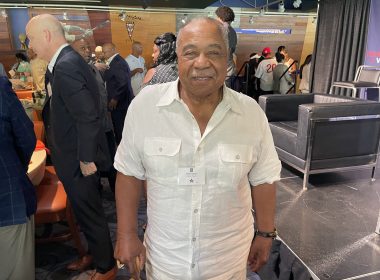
[259,94,314,122]
[296,100,380,160]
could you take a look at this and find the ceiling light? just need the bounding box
[293,0,302,8]
[62,11,68,20]
[278,1,285,13]
[181,14,187,25]
[249,16,254,24]
[1,9,7,18]
[118,10,127,21]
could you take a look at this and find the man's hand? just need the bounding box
[79,161,97,176]
[108,98,118,111]
[94,62,109,72]
[114,233,146,276]
[247,236,273,272]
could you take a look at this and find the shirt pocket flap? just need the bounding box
[218,144,253,163]
[144,137,181,156]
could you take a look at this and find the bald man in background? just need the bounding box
[26,14,116,280]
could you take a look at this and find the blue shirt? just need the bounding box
[0,76,37,226]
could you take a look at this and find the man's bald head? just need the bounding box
[102,43,117,60]
[26,14,67,62]
[131,41,143,56]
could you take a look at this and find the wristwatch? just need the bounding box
[254,228,277,239]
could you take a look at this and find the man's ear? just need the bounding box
[43,29,51,43]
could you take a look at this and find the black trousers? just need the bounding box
[111,109,127,145]
[60,168,115,273]
[103,130,117,193]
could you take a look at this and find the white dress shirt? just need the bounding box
[47,43,69,96]
[114,79,281,280]
[125,54,146,96]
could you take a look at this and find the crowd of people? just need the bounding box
[0,5,314,280]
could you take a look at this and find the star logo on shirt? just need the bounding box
[189,179,194,183]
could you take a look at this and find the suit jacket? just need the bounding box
[43,46,110,179]
[104,54,134,112]
[0,76,37,227]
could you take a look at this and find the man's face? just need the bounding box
[135,44,143,56]
[26,23,47,61]
[177,20,228,98]
[102,46,114,60]
[72,39,91,63]
[152,44,159,63]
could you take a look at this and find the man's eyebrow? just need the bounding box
[181,43,223,52]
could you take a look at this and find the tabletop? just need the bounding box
[28,149,47,186]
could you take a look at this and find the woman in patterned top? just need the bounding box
[143,32,178,85]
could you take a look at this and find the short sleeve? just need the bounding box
[248,112,281,186]
[114,103,146,180]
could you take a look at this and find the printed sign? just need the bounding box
[234,28,292,35]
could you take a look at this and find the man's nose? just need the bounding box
[194,53,210,68]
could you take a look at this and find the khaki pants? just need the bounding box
[0,216,35,280]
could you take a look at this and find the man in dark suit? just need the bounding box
[72,38,117,193]
[26,14,116,280]
[0,76,37,280]
[102,43,134,144]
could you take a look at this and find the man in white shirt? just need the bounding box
[125,41,146,96]
[114,17,281,280]
[255,47,278,96]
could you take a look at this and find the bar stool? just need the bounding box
[35,166,86,258]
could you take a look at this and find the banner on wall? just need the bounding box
[234,28,292,35]
[365,0,380,65]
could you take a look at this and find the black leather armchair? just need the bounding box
[259,93,380,189]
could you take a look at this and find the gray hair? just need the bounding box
[176,17,229,53]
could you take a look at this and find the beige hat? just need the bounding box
[95,46,103,52]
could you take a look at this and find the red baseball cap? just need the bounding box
[262,47,271,56]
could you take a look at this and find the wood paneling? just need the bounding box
[0,15,14,74]
[29,8,96,50]
[110,11,176,67]
[88,11,112,48]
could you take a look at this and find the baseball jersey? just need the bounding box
[255,58,278,91]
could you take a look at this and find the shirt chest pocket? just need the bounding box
[217,144,255,189]
[144,137,181,180]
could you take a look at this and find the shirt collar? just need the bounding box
[48,43,69,73]
[107,53,119,65]
[156,79,242,115]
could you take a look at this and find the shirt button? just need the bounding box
[194,209,198,213]
[235,154,240,160]
[191,263,195,268]
[192,237,196,242]
[158,147,163,152]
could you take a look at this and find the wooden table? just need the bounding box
[28,150,47,186]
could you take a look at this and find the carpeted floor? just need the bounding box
[35,177,305,280]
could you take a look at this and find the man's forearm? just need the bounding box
[251,183,276,232]
[115,172,143,237]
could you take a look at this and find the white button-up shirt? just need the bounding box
[125,54,146,96]
[114,79,281,280]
